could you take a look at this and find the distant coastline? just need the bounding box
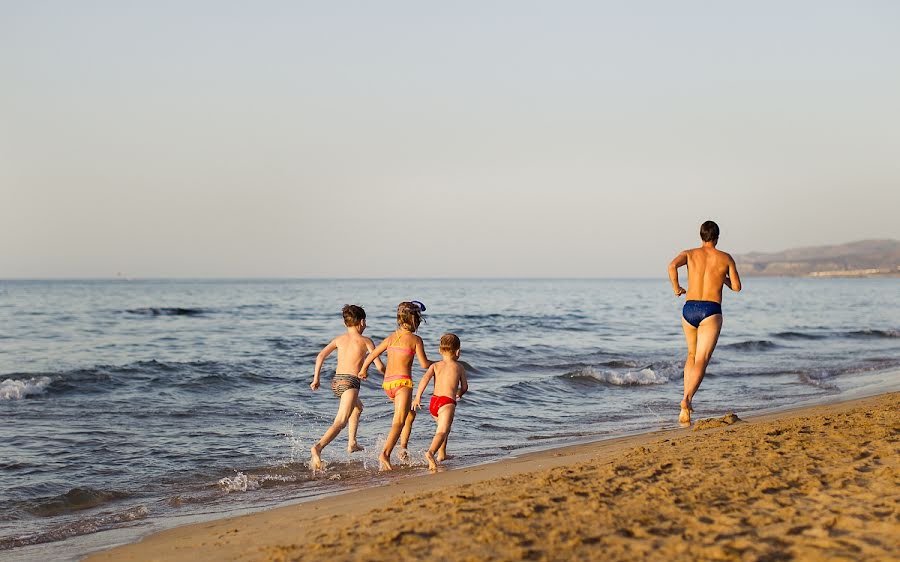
[736,239,900,278]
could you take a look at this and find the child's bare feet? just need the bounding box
[398,448,409,462]
[379,452,393,471]
[347,442,364,453]
[425,451,437,471]
[437,451,450,462]
[310,444,323,471]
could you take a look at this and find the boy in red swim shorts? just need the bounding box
[412,333,468,471]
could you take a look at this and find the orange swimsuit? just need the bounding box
[383,333,414,400]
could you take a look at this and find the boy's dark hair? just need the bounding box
[439,333,460,353]
[397,302,424,331]
[342,304,366,327]
[700,220,720,242]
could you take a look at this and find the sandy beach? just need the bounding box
[85,392,899,562]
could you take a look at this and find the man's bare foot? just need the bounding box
[347,442,364,453]
[379,452,393,471]
[425,451,437,471]
[310,445,323,471]
[398,448,409,462]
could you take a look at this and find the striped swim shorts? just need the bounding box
[331,374,361,398]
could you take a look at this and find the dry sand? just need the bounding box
[88,393,899,562]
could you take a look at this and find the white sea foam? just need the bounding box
[583,367,669,386]
[218,472,260,493]
[0,376,51,400]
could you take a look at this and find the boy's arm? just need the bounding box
[412,364,436,410]
[358,337,389,379]
[415,336,433,369]
[725,254,742,292]
[366,338,386,374]
[668,250,688,296]
[456,367,468,400]
[312,340,337,390]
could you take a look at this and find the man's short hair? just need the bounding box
[700,220,719,242]
[439,333,461,353]
[342,304,366,327]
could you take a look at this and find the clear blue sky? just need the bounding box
[2,1,898,277]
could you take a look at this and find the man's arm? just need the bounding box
[725,255,742,292]
[668,251,688,296]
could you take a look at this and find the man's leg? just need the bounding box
[680,319,698,424]
[685,314,723,409]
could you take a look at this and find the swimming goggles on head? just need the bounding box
[410,300,426,312]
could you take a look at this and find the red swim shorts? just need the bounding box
[429,395,457,417]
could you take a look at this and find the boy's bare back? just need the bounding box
[333,332,375,374]
[432,360,466,398]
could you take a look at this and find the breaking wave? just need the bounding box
[0,377,52,400]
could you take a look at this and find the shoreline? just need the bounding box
[86,390,900,561]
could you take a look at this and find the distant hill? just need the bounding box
[735,239,900,277]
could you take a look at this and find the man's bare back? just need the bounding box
[680,246,740,303]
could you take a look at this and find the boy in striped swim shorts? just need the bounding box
[310,305,384,471]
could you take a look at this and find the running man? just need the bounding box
[668,220,742,425]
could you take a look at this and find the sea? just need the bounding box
[1,278,898,561]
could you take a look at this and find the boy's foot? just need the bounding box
[379,452,393,471]
[310,445,323,471]
[425,451,437,471]
[398,448,410,462]
[347,442,364,453]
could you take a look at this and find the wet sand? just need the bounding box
[88,393,899,561]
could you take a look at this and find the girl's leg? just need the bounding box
[425,405,456,471]
[311,389,360,470]
[347,397,364,453]
[379,387,412,471]
[398,409,417,460]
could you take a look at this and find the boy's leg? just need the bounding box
[380,387,412,471]
[437,434,449,461]
[347,397,364,453]
[398,409,416,461]
[311,389,359,470]
[425,405,456,471]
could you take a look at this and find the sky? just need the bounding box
[1,1,899,278]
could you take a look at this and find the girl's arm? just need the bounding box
[412,364,436,410]
[415,336,433,369]
[312,340,337,390]
[457,368,469,400]
[358,336,390,379]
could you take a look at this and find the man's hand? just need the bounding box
[674,286,686,297]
